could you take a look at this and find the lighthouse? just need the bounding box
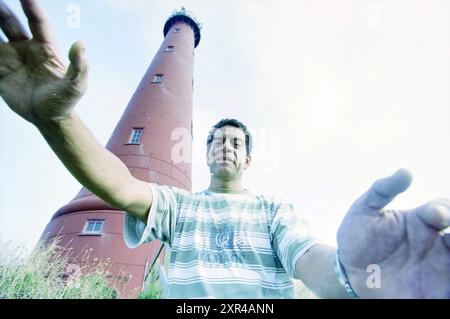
[40,8,201,298]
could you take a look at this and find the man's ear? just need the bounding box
[244,155,252,169]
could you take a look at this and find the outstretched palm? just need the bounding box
[0,0,87,124]
[337,169,450,298]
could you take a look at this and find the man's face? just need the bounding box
[206,125,251,181]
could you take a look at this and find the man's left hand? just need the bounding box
[337,169,449,298]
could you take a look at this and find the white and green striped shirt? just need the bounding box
[124,183,318,298]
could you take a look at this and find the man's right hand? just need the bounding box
[0,0,88,125]
[0,0,152,223]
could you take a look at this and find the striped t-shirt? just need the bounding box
[123,183,318,298]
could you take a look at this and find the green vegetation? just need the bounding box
[0,238,118,299]
[138,265,163,299]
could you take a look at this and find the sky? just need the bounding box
[0,0,449,251]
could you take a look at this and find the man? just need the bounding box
[126,118,322,298]
[0,0,448,298]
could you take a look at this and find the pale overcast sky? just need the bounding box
[1,0,449,250]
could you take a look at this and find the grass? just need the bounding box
[0,237,118,299]
[138,265,163,299]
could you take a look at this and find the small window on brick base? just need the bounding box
[82,220,104,235]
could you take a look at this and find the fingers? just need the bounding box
[364,168,413,209]
[422,199,450,248]
[20,0,55,44]
[417,199,450,231]
[444,231,450,248]
[0,0,30,41]
[66,41,88,90]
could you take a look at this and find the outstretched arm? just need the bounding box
[295,244,351,299]
[38,113,152,222]
[296,169,449,299]
[0,0,151,222]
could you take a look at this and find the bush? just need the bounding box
[0,238,118,299]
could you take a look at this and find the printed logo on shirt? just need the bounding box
[199,221,245,265]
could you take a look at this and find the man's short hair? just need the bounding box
[206,119,253,156]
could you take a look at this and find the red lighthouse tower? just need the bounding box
[41,8,201,298]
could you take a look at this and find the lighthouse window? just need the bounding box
[152,74,164,84]
[82,220,104,234]
[173,28,180,33]
[129,128,144,144]
[165,46,174,52]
